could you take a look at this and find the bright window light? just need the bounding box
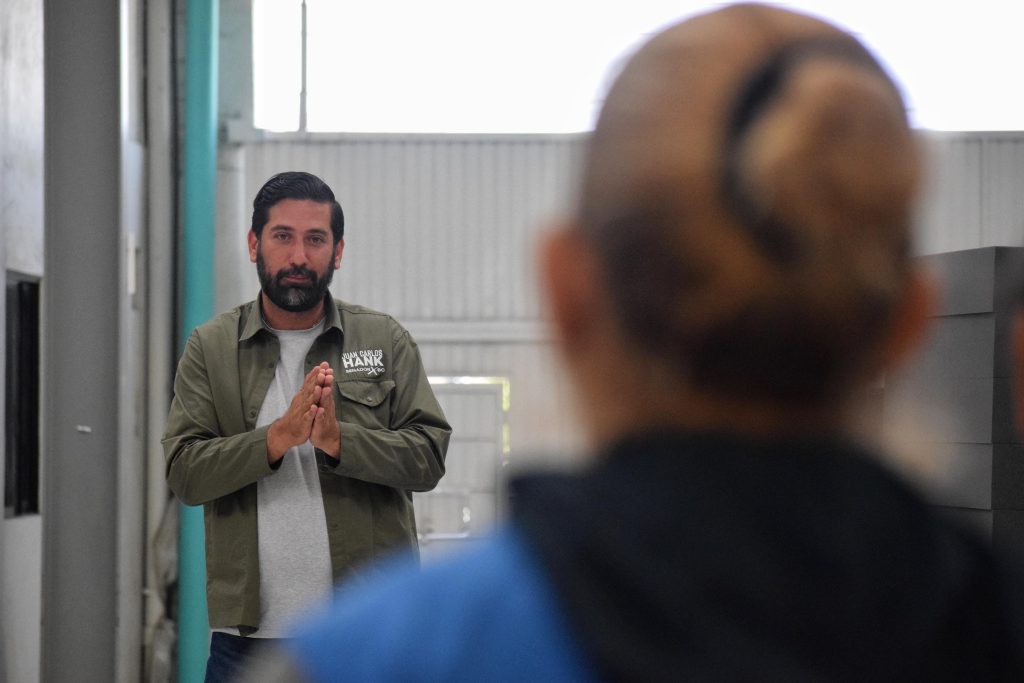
[786,0,1024,131]
[252,0,303,132]
[253,1,1024,133]
[303,0,683,134]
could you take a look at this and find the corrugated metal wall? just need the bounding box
[234,135,585,325]
[217,131,1024,491]
[228,133,1024,314]
[218,134,591,481]
[918,132,1024,254]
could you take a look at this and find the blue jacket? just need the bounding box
[285,527,595,682]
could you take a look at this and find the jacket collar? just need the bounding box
[238,294,344,341]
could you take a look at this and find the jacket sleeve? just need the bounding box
[163,329,276,506]
[322,329,450,492]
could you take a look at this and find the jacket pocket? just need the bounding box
[336,379,396,428]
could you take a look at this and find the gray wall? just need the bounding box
[883,248,1024,551]
[1,0,45,680]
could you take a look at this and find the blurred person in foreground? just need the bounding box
[255,4,1024,681]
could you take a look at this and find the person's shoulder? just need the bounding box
[333,298,392,320]
[332,299,415,347]
[283,526,595,682]
[185,301,256,351]
[191,300,253,335]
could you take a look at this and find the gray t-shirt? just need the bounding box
[249,320,334,637]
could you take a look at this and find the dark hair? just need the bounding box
[251,171,345,244]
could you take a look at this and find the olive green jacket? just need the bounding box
[162,297,450,633]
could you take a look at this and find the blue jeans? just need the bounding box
[205,632,284,683]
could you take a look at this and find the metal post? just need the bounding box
[180,0,219,680]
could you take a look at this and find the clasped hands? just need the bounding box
[266,361,339,464]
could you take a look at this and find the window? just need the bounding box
[252,1,1024,134]
[252,0,684,133]
[5,276,40,517]
[252,0,304,131]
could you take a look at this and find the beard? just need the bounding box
[256,247,335,313]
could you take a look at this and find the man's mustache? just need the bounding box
[276,266,317,285]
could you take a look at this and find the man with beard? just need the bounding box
[163,171,450,681]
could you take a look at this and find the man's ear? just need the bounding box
[538,225,601,349]
[879,269,936,375]
[248,230,259,263]
[333,239,345,269]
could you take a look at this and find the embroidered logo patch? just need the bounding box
[342,348,385,377]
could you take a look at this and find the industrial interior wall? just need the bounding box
[0,0,44,681]
[214,132,1024,517]
[918,132,1024,255]
[217,135,590,468]
[220,136,584,321]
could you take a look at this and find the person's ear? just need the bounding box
[538,224,601,350]
[333,239,345,269]
[248,230,259,263]
[879,269,936,374]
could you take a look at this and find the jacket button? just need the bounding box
[249,410,256,418]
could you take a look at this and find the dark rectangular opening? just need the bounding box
[5,275,40,518]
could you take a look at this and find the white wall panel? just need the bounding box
[918,133,1024,255]
[229,133,1024,318]
[982,137,1024,247]
[1,0,44,278]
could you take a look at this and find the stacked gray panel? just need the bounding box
[883,247,1024,555]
